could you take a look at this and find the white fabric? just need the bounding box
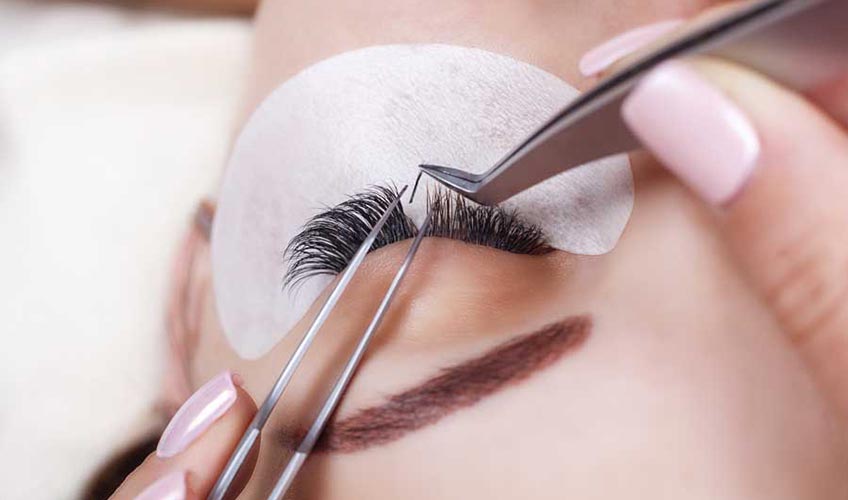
[212,45,633,359]
[0,5,250,498]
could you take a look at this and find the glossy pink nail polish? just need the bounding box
[134,470,186,500]
[622,61,760,206]
[579,19,684,77]
[156,371,238,458]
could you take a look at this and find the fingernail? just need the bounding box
[579,19,685,77]
[135,470,186,500]
[622,61,760,206]
[156,371,238,458]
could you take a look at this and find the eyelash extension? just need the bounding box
[283,185,551,290]
[424,190,551,257]
[283,185,417,290]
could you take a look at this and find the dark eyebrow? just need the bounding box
[313,315,592,453]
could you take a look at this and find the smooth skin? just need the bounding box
[113,1,848,498]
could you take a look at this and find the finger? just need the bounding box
[111,371,259,499]
[579,1,752,79]
[584,1,848,128]
[621,56,848,419]
[578,18,685,78]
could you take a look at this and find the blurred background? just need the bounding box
[0,1,252,497]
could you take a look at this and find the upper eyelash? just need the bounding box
[425,191,551,256]
[283,185,551,291]
[283,185,417,290]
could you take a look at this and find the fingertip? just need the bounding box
[231,384,258,424]
[579,19,685,77]
[622,60,760,207]
[156,371,240,458]
[176,383,259,496]
[114,374,260,499]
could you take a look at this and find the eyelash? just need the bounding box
[283,185,551,290]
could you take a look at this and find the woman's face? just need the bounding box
[184,0,848,497]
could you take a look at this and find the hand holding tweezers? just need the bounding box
[420,0,848,205]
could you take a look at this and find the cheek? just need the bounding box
[191,286,258,389]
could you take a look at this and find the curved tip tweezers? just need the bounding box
[417,164,483,199]
[420,0,846,206]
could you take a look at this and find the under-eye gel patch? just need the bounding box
[212,44,633,359]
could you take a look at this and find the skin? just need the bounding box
[113,1,848,498]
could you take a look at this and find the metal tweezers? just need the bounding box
[420,0,848,205]
[208,2,847,497]
[208,186,432,500]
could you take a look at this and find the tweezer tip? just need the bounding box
[418,163,455,179]
[417,164,479,198]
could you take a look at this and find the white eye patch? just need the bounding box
[212,44,633,359]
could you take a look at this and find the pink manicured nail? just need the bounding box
[622,61,760,206]
[580,19,685,77]
[157,371,238,458]
[135,470,186,500]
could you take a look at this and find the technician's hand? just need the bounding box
[590,4,848,420]
[110,371,258,500]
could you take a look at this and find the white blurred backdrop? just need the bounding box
[0,2,250,497]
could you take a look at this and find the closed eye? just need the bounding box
[283,184,551,291]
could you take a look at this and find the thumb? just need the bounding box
[622,58,848,418]
[111,371,259,499]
